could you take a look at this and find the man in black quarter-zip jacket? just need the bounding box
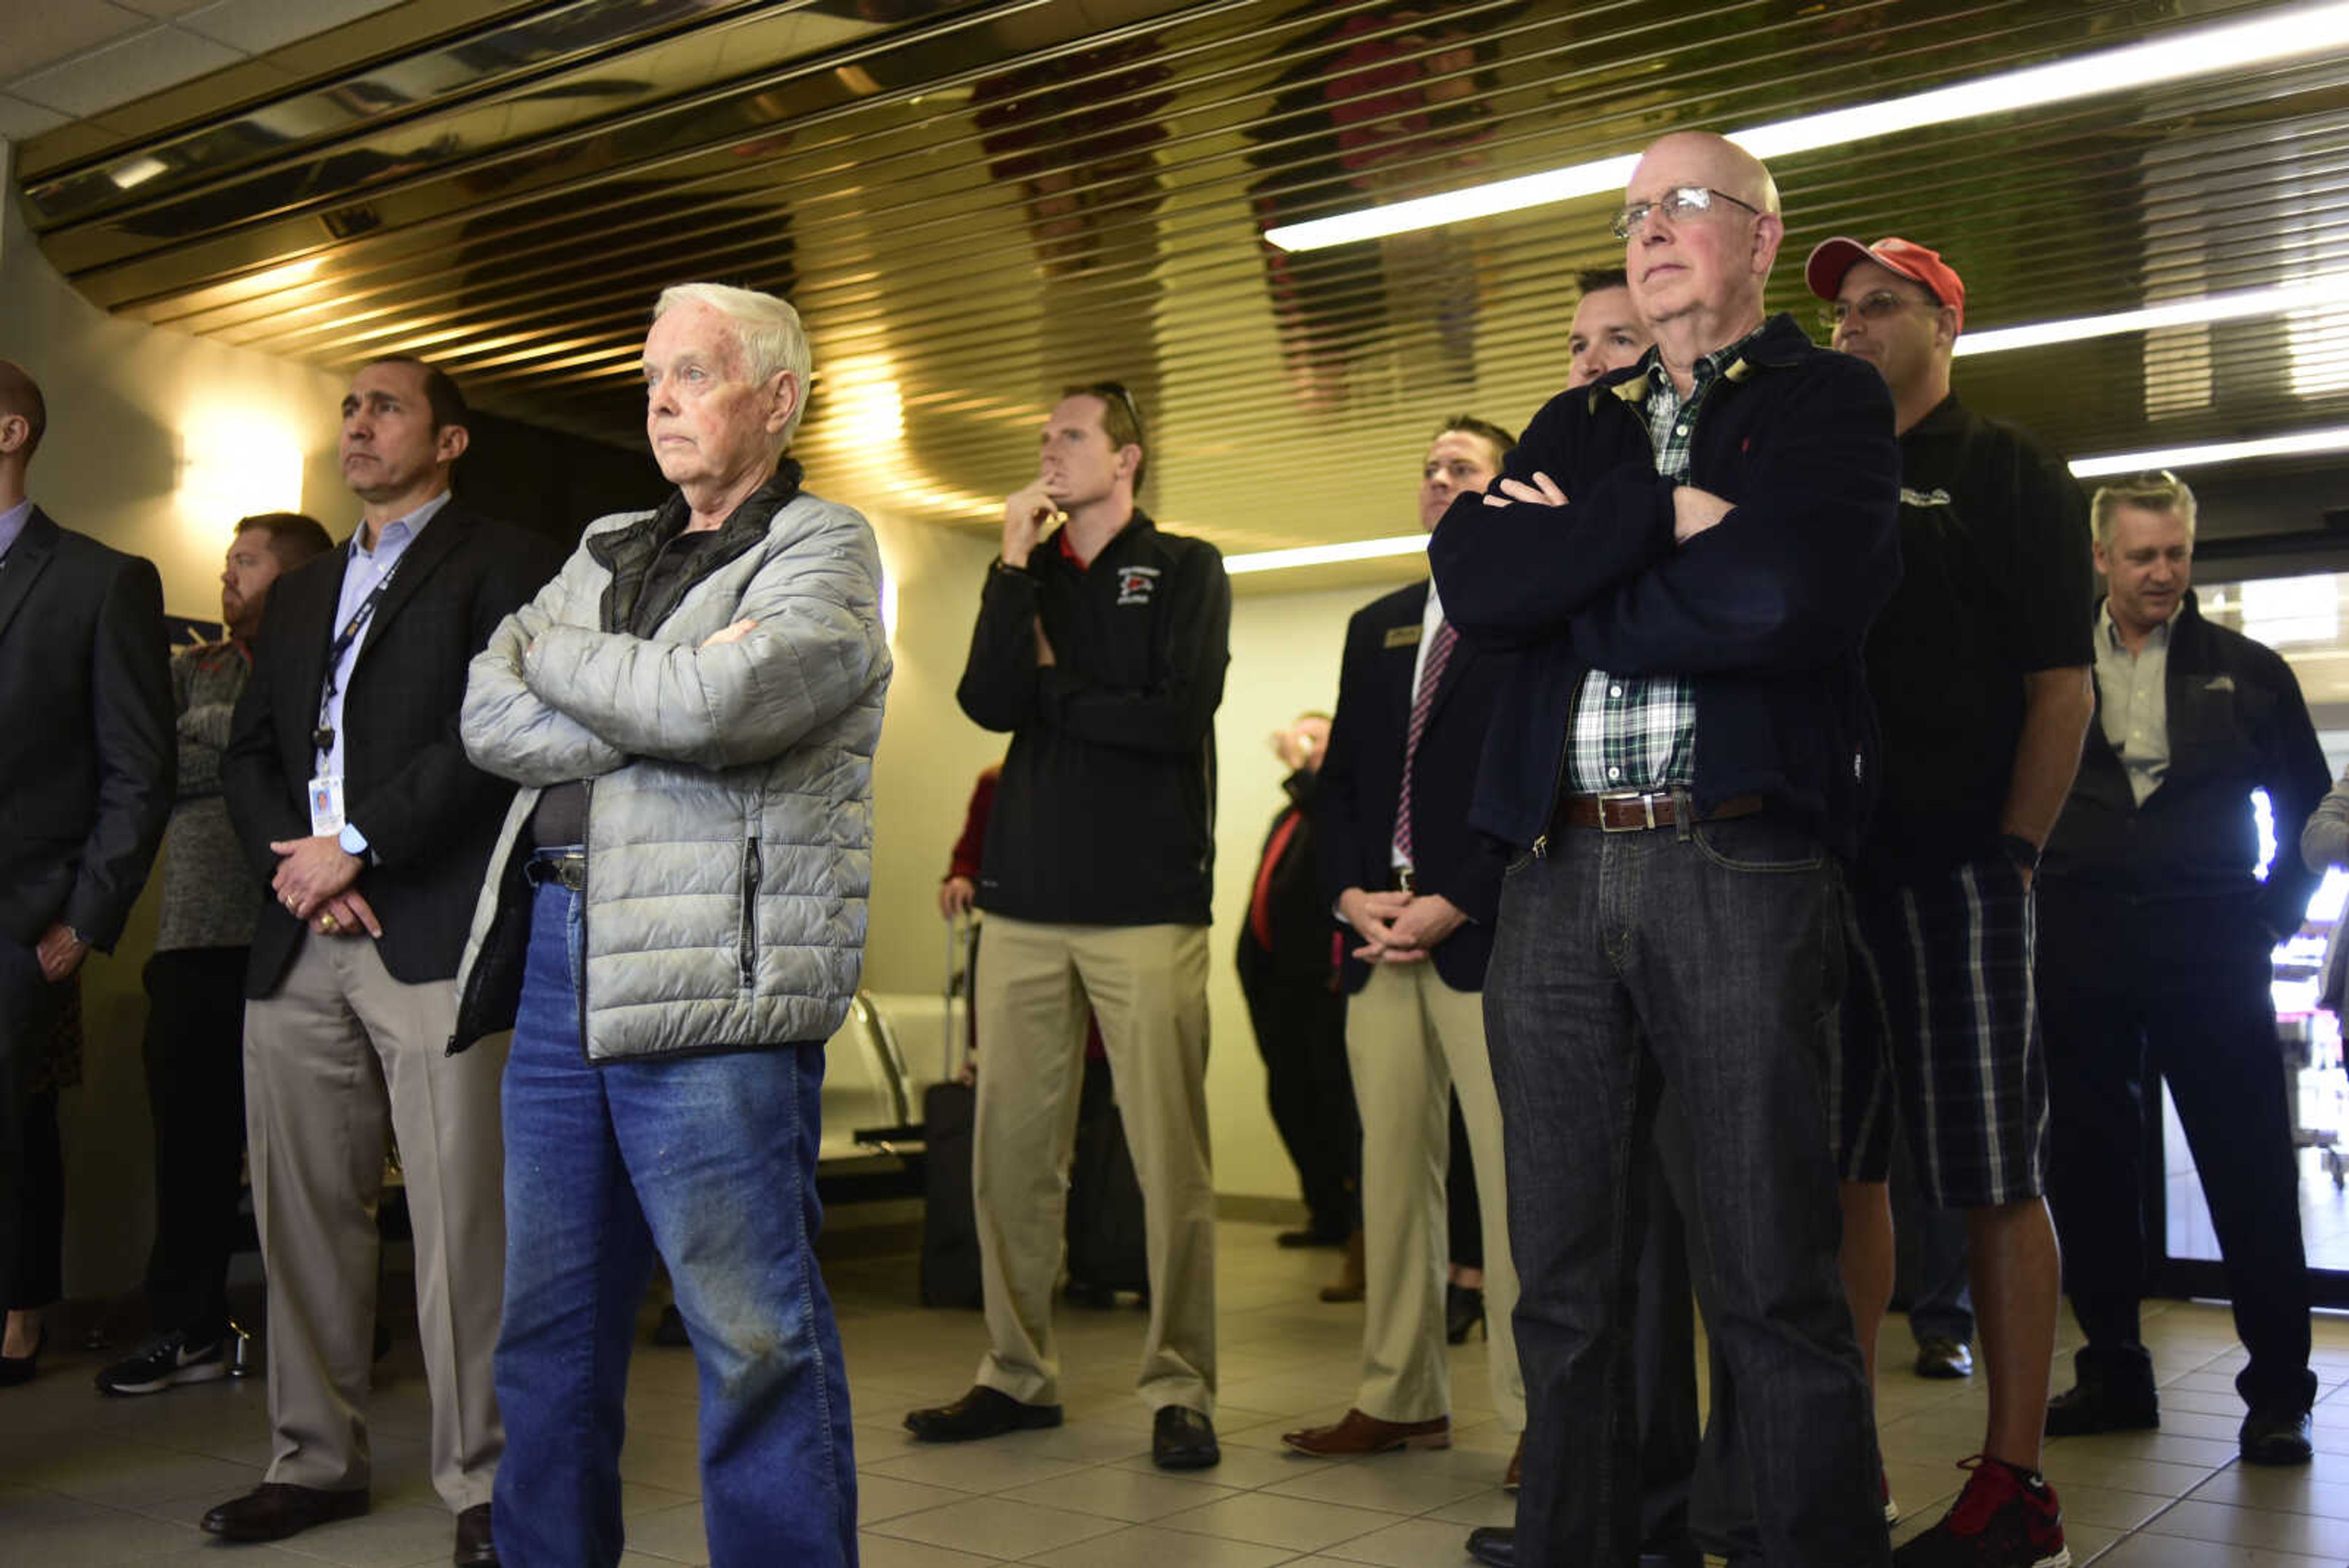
[908,381,1232,1474]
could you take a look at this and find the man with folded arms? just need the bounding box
[1432,131,1899,1567]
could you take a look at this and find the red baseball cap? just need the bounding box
[1805,236,1965,332]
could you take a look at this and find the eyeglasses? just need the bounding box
[1819,290,1945,330]
[1611,185,1762,240]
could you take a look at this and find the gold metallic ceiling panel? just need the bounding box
[18,0,2349,554]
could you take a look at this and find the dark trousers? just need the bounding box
[1449,1093,1483,1270]
[1238,948,1357,1233]
[0,939,58,1315]
[2038,886,2314,1413]
[1486,818,1885,1568]
[1893,1142,1974,1345]
[141,947,251,1339]
[1636,1094,1701,1553]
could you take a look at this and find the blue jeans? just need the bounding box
[493,879,857,1567]
[1486,816,1887,1568]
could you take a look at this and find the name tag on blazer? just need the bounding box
[1383,623,1422,650]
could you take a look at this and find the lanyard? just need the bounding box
[312,547,403,756]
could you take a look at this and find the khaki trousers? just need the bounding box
[971,916,1215,1413]
[243,932,507,1509]
[1347,959,1524,1429]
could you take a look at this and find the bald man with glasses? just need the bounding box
[1432,131,1899,1568]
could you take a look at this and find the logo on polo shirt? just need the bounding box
[1116,565,1160,605]
[1899,486,1953,507]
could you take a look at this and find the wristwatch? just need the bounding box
[1998,832,2041,872]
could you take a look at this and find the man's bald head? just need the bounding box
[0,360,46,466]
[1633,132,1779,217]
[1622,131,1784,338]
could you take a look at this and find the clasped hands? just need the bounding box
[267,835,379,938]
[1479,469,1732,544]
[1339,888,1466,965]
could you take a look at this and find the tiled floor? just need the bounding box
[6,1218,2349,1566]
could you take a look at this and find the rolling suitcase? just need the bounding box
[919,915,985,1309]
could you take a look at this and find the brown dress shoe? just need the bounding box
[1504,1435,1522,1490]
[455,1502,497,1566]
[201,1482,368,1542]
[1319,1230,1367,1303]
[1282,1407,1450,1455]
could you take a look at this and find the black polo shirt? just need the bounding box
[1860,394,2094,879]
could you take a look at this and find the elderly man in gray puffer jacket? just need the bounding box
[450,282,889,1568]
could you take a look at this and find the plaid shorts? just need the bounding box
[1828,854,2050,1207]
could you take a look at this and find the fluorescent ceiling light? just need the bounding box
[1264,2,2349,252]
[1224,535,1428,574]
[1956,274,2349,357]
[2070,426,2349,478]
[1228,425,2349,578]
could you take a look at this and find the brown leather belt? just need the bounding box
[1558,790,1764,833]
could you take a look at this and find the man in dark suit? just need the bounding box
[2038,470,2330,1465]
[1282,415,1524,1485]
[0,358,174,1376]
[210,357,560,1562]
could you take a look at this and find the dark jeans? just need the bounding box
[1238,954,1357,1234]
[140,947,250,1340]
[2039,886,2314,1413]
[1486,816,1885,1568]
[494,880,858,1567]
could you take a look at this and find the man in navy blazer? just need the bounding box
[1431,132,1901,1567]
[1282,414,1524,1484]
[213,357,560,1561]
[0,359,174,1374]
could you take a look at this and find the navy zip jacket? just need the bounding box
[957,510,1231,926]
[1428,313,1902,859]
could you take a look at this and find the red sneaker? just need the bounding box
[1893,1457,2068,1568]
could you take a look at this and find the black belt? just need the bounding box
[1386,867,1417,893]
[525,852,586,891]
[1557,790,1764,833]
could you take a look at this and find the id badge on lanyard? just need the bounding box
[307,774,347,837]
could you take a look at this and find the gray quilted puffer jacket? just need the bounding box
[450,482,890,1061]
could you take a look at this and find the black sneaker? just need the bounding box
[95,1330,228,1396]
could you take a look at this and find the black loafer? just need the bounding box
[201,1483,369,1542]
[904,1386,1062,1443]
[455,1501,497,1566]
[2241,1404,2314,1465]
[1152,1405,1219,1470]
[1467,1526,1515,1566]
[2044,1377,2158,1436]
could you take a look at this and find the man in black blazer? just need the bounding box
[0,358,174,1372]
[212,357,559,1561]
[1282,415,1526,1484]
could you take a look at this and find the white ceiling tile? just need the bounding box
[0,92,70,141]
[0,3,157,84]
[177,0,409,56]
[8,23,242,118]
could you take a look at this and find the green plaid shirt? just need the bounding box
[1565,327,1764,793]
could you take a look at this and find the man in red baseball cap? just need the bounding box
[1807,236,2097,1568]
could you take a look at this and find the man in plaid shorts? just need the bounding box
[1808,237,2096,1567]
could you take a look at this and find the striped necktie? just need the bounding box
[1391,619,1457,867]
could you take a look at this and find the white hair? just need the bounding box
[653,283,813,446]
